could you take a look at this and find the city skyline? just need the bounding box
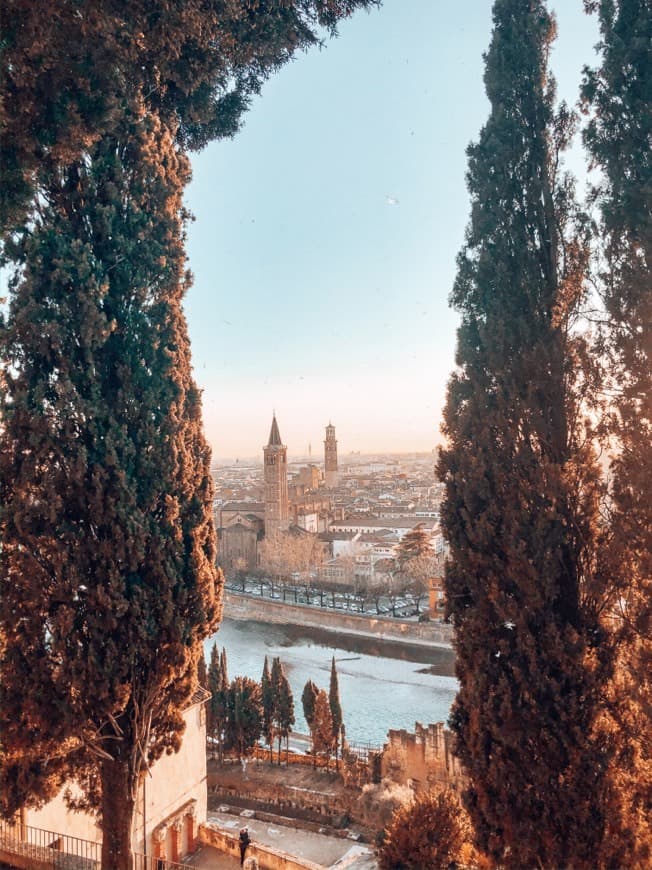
[182,0,598,459]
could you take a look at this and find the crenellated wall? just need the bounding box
[380,722,467,793]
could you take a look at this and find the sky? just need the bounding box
[182,0,600,462]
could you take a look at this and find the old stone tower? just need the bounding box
[324,422,338,488]
[263,414,289,537]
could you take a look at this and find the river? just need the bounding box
[204,618,458,747]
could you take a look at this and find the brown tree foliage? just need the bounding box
[582,1,652,862]
[310,689,333,769]
[437,2,614,866]
[378,787,474,870]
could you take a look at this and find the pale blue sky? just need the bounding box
[184,1,599,460]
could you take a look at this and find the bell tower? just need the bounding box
[324,422,338,488]
[263,414,289,536]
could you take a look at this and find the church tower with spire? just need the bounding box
[264,413,289,537]
[324,422,338,488]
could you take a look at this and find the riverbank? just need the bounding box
[223,591,454,650]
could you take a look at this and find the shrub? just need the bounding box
[378,787,472,870]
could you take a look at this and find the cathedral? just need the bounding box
[216,414,338,575]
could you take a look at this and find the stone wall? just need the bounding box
[207,772,353,828]
[380,722,466,793]
[200,822,323,870]
[225,592,453,648]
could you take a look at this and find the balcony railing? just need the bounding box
[0,821,199,870]
[0,820,99,868]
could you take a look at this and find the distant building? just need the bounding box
[263,414,289,537]
[216,508,264,574]
[295,463,322,491]
[324,422,338,488]
[329,516,438,539]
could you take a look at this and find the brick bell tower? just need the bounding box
[263,413,289,537]
[324,422,338,488]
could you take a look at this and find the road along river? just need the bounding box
[204,618,458,747]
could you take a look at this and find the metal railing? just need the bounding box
[0,822,199,870]
[0,820,99,868]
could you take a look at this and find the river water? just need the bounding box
[204,618,458,747]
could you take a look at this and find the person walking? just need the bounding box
[239,826,251,866]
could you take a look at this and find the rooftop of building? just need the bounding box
[331,516,437,530]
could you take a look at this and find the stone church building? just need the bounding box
[216,415,335,575]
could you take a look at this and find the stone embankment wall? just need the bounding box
[225,591,453,648]
[380,722,466,792]
[207,770,353,828]
[200,822,323,870]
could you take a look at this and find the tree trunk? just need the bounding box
[100,758,136,870]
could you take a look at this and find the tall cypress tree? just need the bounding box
[207,642,222,743]
[437,2,608,866]
[329,657,343,762]
[301,680,319,735]
[260,656,276,760]
[270,657,295,764]
[582,1,652,861]
[0,108,221,868]
[197,651,208,690]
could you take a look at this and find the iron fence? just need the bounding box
[0,820,99,868]
[0,822,199,870]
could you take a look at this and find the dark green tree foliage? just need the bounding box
[220,647,229,687]
[271,657,295,764]
[260,656,276,758]
[582,2,652,861]
[197,651,208,690]
[301,679,319,733]
[0,107,221,868]
[328,657,343,761]
[0,0,380,236]
[225,676,262,760]
[437,2,608,866]
[207,643,229,753]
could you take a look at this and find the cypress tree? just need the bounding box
[225,677,262,761]
[0,108,221,868]
[220,647,229,688]
[207,642,222,747]
[582,1,652,861]
[311,690,334,771]
[328,657,343,762]
[437,2,608,866]
[197,651,208,690]
[301,679,319,734]
[270,657,295,764]
[260,656,276,760]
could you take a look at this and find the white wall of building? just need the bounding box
[25,698,208,861]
